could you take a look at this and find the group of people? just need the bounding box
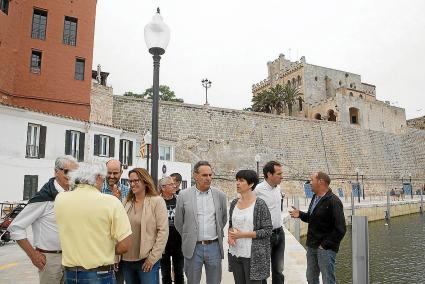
[8,155,346,284]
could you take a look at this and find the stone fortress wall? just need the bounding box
[111,96,425,197]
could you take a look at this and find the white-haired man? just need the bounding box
[8,155,78,284]
[55,162,132,283]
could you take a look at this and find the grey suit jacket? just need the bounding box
[175,186,228,259]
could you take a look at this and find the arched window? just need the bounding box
[349,92,353,97]
[349,107,359,124]
[287,80,291,87]
[292,78,296,86]
[297,75,302,86]
[298,97,303,111]
[327,110,336,122]
[314,113,322,120]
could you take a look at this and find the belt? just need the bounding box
[35,248,62,254]
[64,265,114,272]
[272,227,283,234]
[196,239,218,245]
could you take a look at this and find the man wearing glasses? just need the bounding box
[8,155,78,284]
[102,159,130,202]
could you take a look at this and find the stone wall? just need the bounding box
[407,116,425,130]
[90,82,113,125]
[112,96,425,197]
[308,94,407,134]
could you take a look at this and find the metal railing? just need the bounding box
[26,145,39,158]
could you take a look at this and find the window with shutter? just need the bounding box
[78,133,85,162]
[26,123,41,158]
[120,139,131,166]
[99,135,110,157]
[23,175,38,200]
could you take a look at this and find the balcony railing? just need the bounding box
[26,145,39,158]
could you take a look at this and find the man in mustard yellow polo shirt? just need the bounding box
[55,162,132,284]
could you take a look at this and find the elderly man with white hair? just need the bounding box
[8,155,78,284]
[55,162,132,284]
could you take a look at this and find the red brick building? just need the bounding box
[0,0,97,120]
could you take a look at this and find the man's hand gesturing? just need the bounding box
[289,206,300,218]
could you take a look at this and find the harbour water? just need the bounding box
[301,213,425,283]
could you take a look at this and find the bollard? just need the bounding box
[352,216,370,284]
[420,189,424,214]
[351,187,355,220]
[294,196,300,241]
[385,190,391,220]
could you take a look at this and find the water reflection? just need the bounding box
[301,213,425,283]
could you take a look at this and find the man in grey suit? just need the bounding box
[175,161,227,284]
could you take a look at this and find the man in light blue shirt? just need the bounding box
[101,159,129,201]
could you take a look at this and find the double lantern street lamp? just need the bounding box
[144,8,170,187]
[202,78,212,106]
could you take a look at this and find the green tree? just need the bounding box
[252,89,274,113]
[123,85,184,103]
[250,83,302,116]
[142,85,184,102]
[123,91,146,98]
[282,83,301,116]
[251,84,285,115]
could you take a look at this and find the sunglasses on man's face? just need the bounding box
[58,168,70,175]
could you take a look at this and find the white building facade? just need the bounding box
[0,104,191,202]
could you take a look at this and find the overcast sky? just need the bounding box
[93,0,425,119]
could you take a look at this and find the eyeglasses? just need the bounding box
[58,168,70,175]
[129,179,141,184]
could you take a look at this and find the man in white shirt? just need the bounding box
[254,161,285,284]
[8,155,78,284]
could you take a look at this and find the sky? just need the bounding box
[93,0,425,119]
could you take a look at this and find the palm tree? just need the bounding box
[252,90,273,113]
[269,84,286,115]
[283,83,301,116]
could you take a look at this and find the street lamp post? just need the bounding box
[254,154,261,177]
[409,173,412,199]
[201,78,212,106]
[144,131,152,173]
[144,8,170,187]
[355,168,360,203]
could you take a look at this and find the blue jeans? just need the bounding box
[184,242,222,284]
[64,269,116,284]
[121,259,160,284]
[306,246,337,284]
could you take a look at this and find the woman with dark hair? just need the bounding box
[120,168,168,284]
[228,170,273,284]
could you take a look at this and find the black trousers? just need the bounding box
[160,248,184,284]
[262,227,285,284]
[228,254,262,284]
